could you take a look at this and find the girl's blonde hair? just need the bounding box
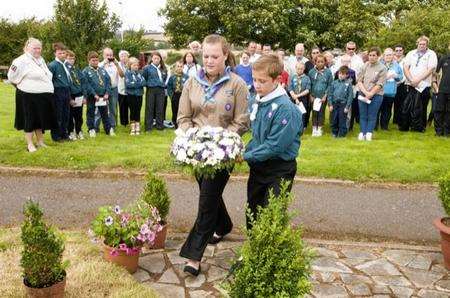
[128,57,140,68]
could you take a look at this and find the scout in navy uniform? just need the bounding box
[83,51,112,137]
[308,54,333,137]
[125,57,146,135]
[328,66,354,137]
[167,60,189,129]
[65,50,87,140]
[289,61,311,130]
[48,42,71,141]
[244,54,302,230]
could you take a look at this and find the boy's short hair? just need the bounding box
[52,42,66,52]
[175,59,184,66]
[127,57,139,68]
[252,54,283,79]
[87,51,99,61]
[66,50,75,58]
[368,46,381,56]
[338,65,349,75]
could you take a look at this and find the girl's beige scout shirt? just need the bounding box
[358,61,387,95]
[177,72,249,136]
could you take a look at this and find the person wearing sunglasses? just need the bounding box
[393,45,407,125]
[402,35,438,132]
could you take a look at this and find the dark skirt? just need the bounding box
[15,89,57,132]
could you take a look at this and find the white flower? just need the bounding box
[114,205,121,214]
[176,149,187,162]
[105,216,113,226]
[174,128,186,137]
[213,148,225,160]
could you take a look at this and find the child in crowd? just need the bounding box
[244,54,302,230]
[234,51,254,99]
[328,66,353,137]
[289,61,311,130]
[142,51,168,131]
[125,57,146,135]
[308,54,333,137]
[167,60,189,129]
[65,50,87,140]
[83,51,112,137]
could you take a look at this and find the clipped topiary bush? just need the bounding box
[228,180,313,297]
[21,200,68,288]
[439,172,450,217]
[140,172,171,223]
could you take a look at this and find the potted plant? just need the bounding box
[139,172,171,249]
[434,173,450,269]
[91,203,162,273]
[21,200,68,298]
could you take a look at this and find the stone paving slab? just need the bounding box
[135,237,450,297]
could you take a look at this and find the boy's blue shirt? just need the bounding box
[244,86,302,164]
[142,64,167,88]
[308,67,333,98]
[48,59,71,88]
[82,66,111,97]
[289,73,311,94]
[65,62,87,97]
[382,60,403,97]
[328,78,353,108]
[125,69,146,96]
[167,73,189,97]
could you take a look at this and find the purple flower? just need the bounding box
[119,243,127,251]
[105,216,113,226]
[110,249,119,257]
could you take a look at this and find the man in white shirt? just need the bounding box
[117,50,129,127]
[98,47,124,135]
[403,35,438,131]
[247,41,261,64]
[336,41,365,79]
[286,43,312,77]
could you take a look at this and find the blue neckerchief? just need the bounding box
[194,66,231,105]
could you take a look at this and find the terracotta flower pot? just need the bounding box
[24,274,66,298]
[103,244,140,273]
[149,224,168,249]
[433,217,450,270]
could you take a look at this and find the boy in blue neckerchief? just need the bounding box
[289,61,311,130]
[167,60,188,129]
[244,54,302,230]
[83,51,112,137]
[328,66,354,137]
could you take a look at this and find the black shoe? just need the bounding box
[208,234,223,245]
[184,264,201,276]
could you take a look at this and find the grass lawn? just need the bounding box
[0,82,448,183]
[0,228,156,297]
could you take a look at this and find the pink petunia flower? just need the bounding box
[110,249,119,257]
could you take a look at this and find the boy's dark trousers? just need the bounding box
[246,159,297,230]
[376,95,395,130]
[299,95,310,129]
[434,92,450,136]
[51,87,71,141]
[145,87,165,131]
[118,93,129,126]
[171,92,182,128]
[180,169,233,261]
[86,97,111,134]
[68,105,83,134]
[331,103,348,137]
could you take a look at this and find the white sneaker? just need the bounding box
[135,123,140,135]
[130,123,136,135]
[312,127,317,137]
[78,132,84,140]
[69,132,77,141]
[365,132,372,141]
[89,129,96,138]
[358,132,365,141]
[318,127,323,136]
[109,128,116,136]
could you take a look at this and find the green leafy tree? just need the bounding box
[140,172,171,223]
[107,29,155,58]
[54,0,121,66]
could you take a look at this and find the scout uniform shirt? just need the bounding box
[48,58,71,89]
[82,66,112,98]
[65,62,87,97]
[125,69,146,96]
[177,67,249,136]
[308,67,333,98]
[244,85,302,163]
[328,79,353,108]
[289,74,311,97]
[142,63,167,88]
[167,73,189,98]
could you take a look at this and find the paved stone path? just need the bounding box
[132,236,450,298]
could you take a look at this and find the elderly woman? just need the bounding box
[8,37,56,152]
[177,34,249,276]
[117,50,130,126]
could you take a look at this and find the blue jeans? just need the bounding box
[94,87,118,130]
[331,103,348,137]
[359,94,383,134]
[51,87,71,141]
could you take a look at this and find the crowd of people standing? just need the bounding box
[7,35,450,151]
